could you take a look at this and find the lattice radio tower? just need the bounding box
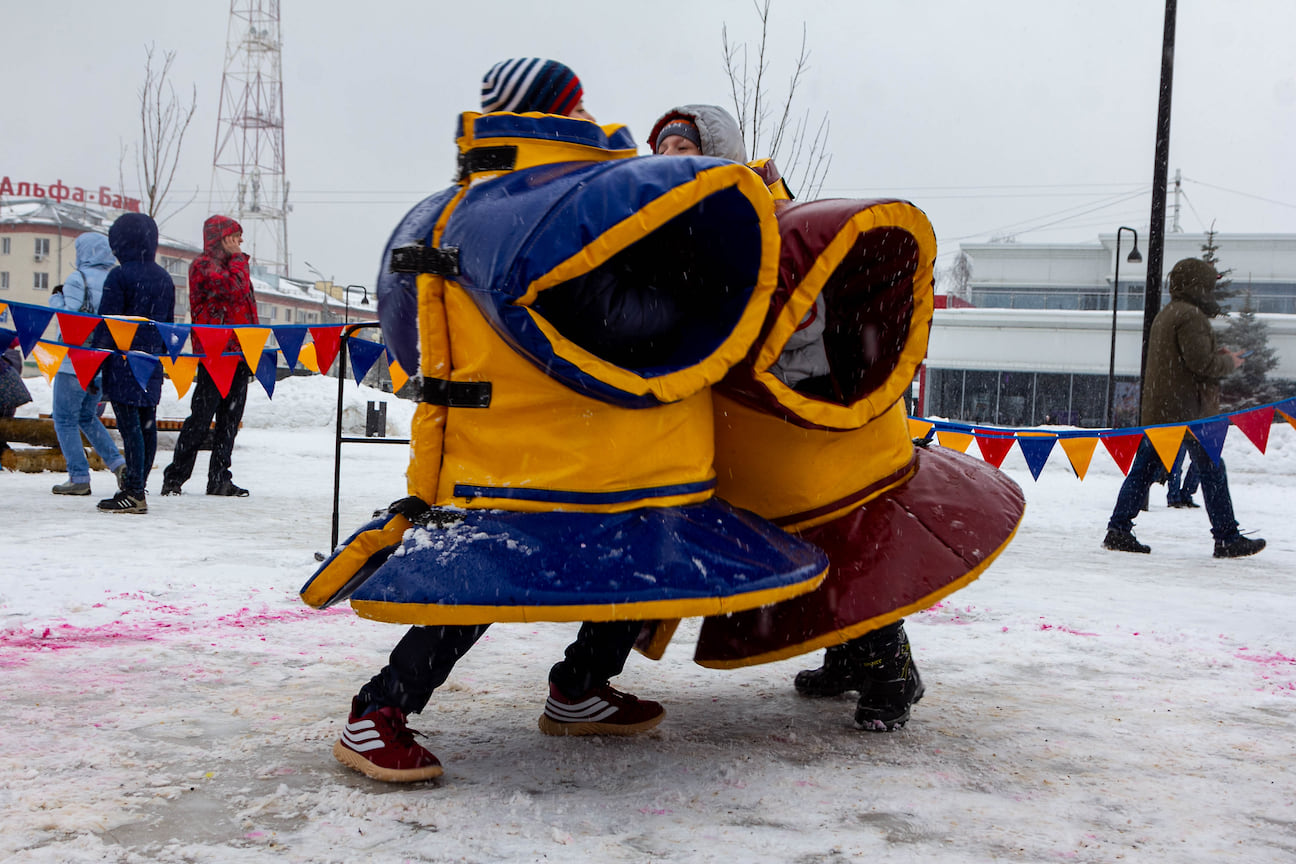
[210,0,290,275]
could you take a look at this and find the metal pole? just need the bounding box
[1107,232,1122,428]
[1140,0,1177,424]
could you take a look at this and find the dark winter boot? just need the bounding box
[794,641,874,698]
[1103,528,1150,554]
[1213,534,1266,559]
[851,622,926,732]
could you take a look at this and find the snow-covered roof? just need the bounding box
[0,197,200,255]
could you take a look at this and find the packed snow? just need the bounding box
[2,374,1293,863]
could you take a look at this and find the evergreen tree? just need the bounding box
[1200,224,1235,311]
[1219,289,1281,411]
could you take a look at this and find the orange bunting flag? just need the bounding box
[30,342,68,383]
[236,327,272,374]
[936,429,974,453]
[67,347,110,390]
[1280,409,1296,432]
[1101,432,1145,475]
[193,326,234,359]
[907,417,934,441]
[55,312,100,347]
[160,355,200,399]
[1144,425,1187,472]
[1058,436,1098,480]
[388,358,409,394]
[202,355,243,398]
[973,431,1016,468]
[104,318,140,351]
[1231,406,1275,453]
[298,342,320,374]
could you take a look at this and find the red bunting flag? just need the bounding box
[973,431,1016,468]
[55,312,99,347]
[308,325,343,373]
[1100,432,1144,475]
[194,326,234,359]
[202,355,242,398]
[1230,406,1275,454]
[66,347,109,390]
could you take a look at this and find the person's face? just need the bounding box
[222,232,243,256]
[568,101,595,122]
[656,134,702,157]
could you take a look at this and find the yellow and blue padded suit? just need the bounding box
[304,112,829,627]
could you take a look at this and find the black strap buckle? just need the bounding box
[456,145,518,182]
[389,245,461,276]
[421,377,492,408]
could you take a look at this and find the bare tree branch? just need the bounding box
[137,43,197,223]
[721,0,832,199]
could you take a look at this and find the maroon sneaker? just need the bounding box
[538,683,665,736]
[332,698,443,782]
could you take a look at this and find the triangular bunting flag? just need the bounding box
[160,355,200,399]
[31,342,68,383]
[1015,433,1057,481]
[105,318,140,352]
[67,347,110,390]
[193,326,234,359]
[936,428,973,453]
[0,302,7,317]
[125,351,160,393]
[272,326,307,370]
[155,322,192,361]
[347,337,386,385]
[907,417,935,442]
[1279,406,1296,432]
[298,343,320,374]
[9,305,54,355]
[1144,425,1187,472]
[55,312,100,348]
[388,357,409,394]
[1230,406,1275,454]
[1188,418,1229,465]
[254,350,277,399]
[202,355,242,398]
[1058,436,1098,480]
[973,431,1016,468]
[308,326,343,373]
[237,327,272,374]
[1100,432,1144,475]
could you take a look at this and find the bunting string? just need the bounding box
[3,300,1292,481]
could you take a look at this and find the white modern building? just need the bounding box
[921,232,1296,427]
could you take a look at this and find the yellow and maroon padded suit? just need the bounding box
[301,112,828,626]
[637,197,1026,667]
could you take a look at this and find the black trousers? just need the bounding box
[357,620,644,715]
[164,364,250,490]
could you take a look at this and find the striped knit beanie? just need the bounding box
[481,58,584,116]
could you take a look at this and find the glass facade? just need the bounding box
[924,367,1141,429]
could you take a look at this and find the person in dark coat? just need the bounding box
[95,213,175,514]
[161,215,256,497]
[1103,257,1264,558]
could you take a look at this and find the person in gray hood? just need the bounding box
[48,232,127,496]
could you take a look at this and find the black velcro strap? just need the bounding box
[385,496,431,521]
[456,146,518,181]
[421,377,492,408]
[389,245,461,276]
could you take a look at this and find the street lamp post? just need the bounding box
[344,284,370,323]
[303,260,335,322]
[1106,227,1143,427]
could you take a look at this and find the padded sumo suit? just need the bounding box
[301,111,830,624]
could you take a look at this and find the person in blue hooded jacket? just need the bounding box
[48,232,128,496]
[94,213,175,514]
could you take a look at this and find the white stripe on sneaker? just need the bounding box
[341,718,385,752]
[544,694,619,723]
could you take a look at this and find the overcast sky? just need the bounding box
[7,0,1295,288]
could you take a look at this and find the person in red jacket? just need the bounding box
[162,215,257,497]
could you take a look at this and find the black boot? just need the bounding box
[794,641,873,697]
[851,621,925,732]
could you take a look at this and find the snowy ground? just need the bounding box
[2,375,1293,864]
